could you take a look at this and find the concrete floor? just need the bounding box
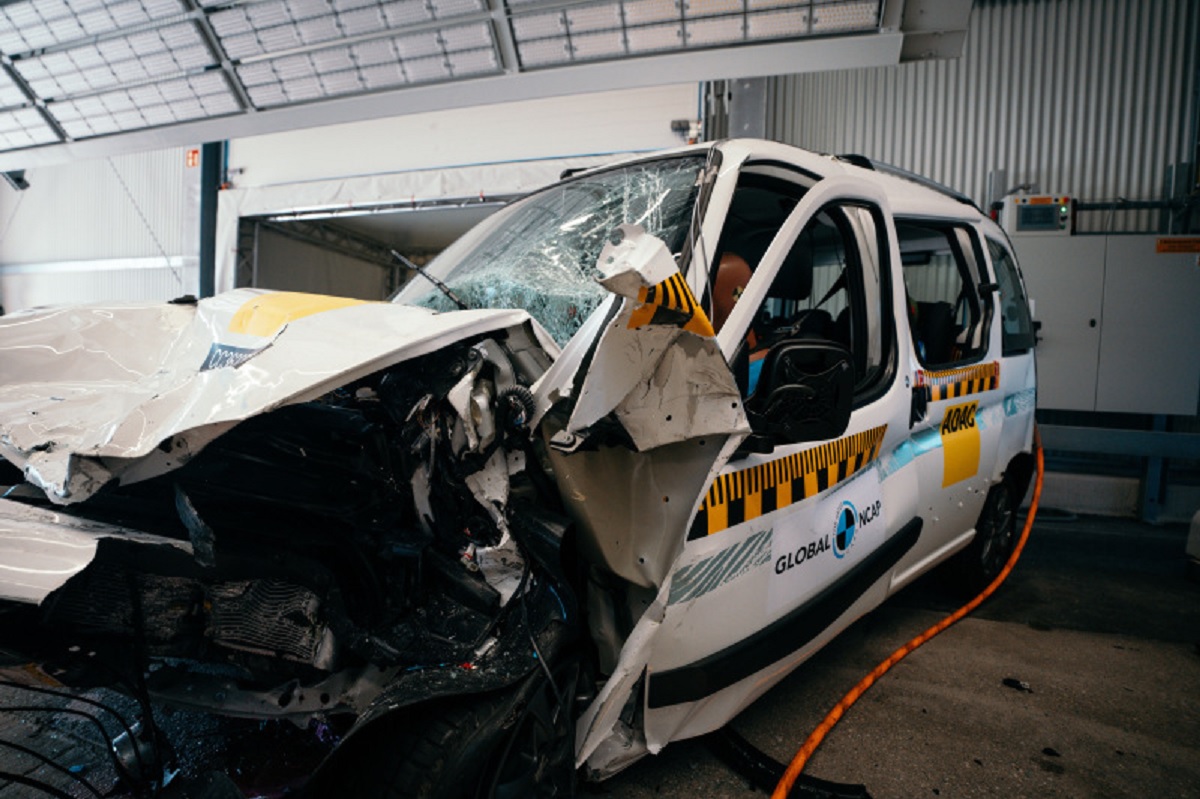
[1,513,1197,798]
[600,514,1200,798]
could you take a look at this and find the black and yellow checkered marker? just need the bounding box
[627,272,715,338]
[917,361,1000,401]
[689,425,888,539]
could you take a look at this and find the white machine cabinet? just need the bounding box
[1015,233,1200,415]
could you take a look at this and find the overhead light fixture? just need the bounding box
[810,0,879,32]
[683,0,744,19]
[569,31,627,60]
[686,16,744,46]
[746,8,808,38]
[625,22,684,53]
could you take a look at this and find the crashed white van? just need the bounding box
[0,140,1036,796]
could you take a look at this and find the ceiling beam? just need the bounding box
[0,31,903,172]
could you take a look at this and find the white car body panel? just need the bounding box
[0,139,1037,788]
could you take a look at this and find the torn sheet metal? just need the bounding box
[0,496,190,603]
[575,575,670,773]
[566,225,749,451]
[0,289,535,503]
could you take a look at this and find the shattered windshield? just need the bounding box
[393,154,708,346]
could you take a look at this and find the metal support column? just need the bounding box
[198,141,224,298]
[727,77,769,140]
[1140,415,1168,524]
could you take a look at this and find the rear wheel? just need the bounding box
[951,480,1017,595]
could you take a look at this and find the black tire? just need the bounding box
[347,656,579,799]
[951,479,1017,595]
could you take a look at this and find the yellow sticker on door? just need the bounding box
[940,400,980,487]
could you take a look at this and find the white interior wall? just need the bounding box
[253,229,391,300]
[217,84,700,292]
[227,84,699,189]
[0,146,200,312]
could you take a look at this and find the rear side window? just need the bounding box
[897,221,990,367]
[987,238,1036,355]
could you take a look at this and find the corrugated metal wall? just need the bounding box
[0,147,199,310]
[766,0,1198,231]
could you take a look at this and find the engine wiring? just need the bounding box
[772,428,1045,798]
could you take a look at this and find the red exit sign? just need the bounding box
[186,148,200,168]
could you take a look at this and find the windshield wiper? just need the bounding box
[391,249,469,311]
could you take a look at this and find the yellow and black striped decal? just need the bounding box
[917,362,1000,402]
[688,425,887,539]
[627,273,715,338]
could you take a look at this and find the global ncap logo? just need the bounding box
[834,501,856,559]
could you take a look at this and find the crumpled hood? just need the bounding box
[0,289,537,504]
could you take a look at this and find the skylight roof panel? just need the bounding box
[746,7,806,37]
[622,0,681,26]
[516,37,571,67]
[273,54,318,80]
[340,7,385,36]
[282,76,323,101]
[566,4,624,33]
[108,2,151,27]
[0,108,60,148]
[810,1,878,32]
[393,32,442,60]
[683,0,744,18]
[511,13,567,42]
[141,104,175,125]
[746,0,805,10]
[333,0,380,11]
[382,1,435,28]
[447,47,497,76]
[293,0,334,18]
[296,16,342,45]
[47,18,86,45]
[0,74,25,108]
[220,33,263,60]
[236,62,277,86]
[200,92,239,114]
[352,39,399,66]
[257,25,304,54]
[440,23,492,52]
[246,83,287,106]
[360,62,406,89]
[319,70,363,96]
[209,8,251,37]
[429,0,487,18]
[624,22,682,52]
[569,30,626,60]
[403,55,449,83]
[311,48,356,73]
[685,15,743,45]
[247,1,292,28]
[113,109,147,130]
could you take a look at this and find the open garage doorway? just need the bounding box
[234,200,506,300]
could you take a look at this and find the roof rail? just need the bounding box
[837,154,981,212]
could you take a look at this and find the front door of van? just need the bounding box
[642,169,916,745]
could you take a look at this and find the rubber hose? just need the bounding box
[772,427,1045,798]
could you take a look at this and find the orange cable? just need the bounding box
[772,428,1045,799]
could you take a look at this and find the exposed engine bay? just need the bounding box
[0,325,574,723]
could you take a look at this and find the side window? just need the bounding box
[987,238,1036,355]
[897,221,989,367]
[739,202,890,400]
